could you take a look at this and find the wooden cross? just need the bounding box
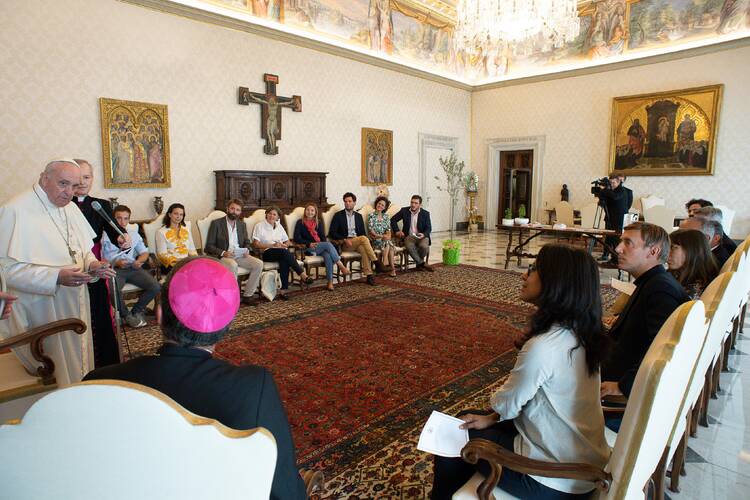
[238,73,302,155]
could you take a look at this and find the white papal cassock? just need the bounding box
[0,183,98,386]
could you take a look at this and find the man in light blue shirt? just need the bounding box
[102,205,160,328]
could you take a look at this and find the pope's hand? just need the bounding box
[0,291,17,320]
[459,413,498,430]
[58,268,93,287]
[89,261,117,279]
[117,233,132,249]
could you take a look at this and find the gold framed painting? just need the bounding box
[361,128,393,186]
[99,98,171,188]
[609,84,722,176]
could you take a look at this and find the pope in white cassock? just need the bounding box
[0,160,116,386]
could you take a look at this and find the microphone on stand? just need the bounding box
[91,201,126,237]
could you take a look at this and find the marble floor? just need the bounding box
[426,229,750,500]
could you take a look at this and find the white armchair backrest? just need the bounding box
[640,195,665,212]
[553,201,574,226]
[322,204,341,236]
[643,205,676,234]
[142,218,163,255]
[197,210,227,252]
[579,203,603,229]
[0,381,277,500]
[285,207,305,240]
[605,301,707,500]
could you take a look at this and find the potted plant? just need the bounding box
[502,207,514,226]
[515,204,529,225]
[436,152,467,265]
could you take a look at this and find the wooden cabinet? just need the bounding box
[215,170,331,216]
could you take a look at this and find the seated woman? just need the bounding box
[155,203,197,273]
[252,206,313,300]
[293,204,349,291]
[367,196,397,277]
[667,228,719,299]
[432,244,610,500]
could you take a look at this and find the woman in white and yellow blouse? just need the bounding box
[156,203,197,272]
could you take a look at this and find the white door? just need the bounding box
[424,147,455,232]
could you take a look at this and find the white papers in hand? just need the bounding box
[417,411,469,458]
[610,277,636,296]
[233,247,249,258]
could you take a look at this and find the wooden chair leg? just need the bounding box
[731,315,740,349]
[690,400,700,437]
[711,358,721,399]
[740,303,747,334]
[652,447,669,500]
[699,370,711,427]
[669,421,689,493]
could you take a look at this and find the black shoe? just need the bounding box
[303,276,314,285]
[241,296,259,306]
[277,292,290,301]
[366,275,376,286]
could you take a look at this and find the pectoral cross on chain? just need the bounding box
[238,73,302,155]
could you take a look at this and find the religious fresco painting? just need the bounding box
[361,128,393,186]
[99,98,171,189]
[188,0,750,83]
[609,84,722,176]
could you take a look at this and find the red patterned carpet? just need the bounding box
[124,265,618,498]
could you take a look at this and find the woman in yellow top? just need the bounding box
[156,203,197,272]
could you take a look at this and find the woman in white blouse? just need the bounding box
[431,244,611,499]
[155,203,197,272]
[252,206,313,300]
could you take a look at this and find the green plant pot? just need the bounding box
[442,247,461,266]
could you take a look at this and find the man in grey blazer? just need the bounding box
[204,199,263,304]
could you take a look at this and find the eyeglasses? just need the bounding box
[527,262,537,274]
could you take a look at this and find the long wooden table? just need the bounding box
[496,224,619,269]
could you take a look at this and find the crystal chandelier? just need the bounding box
[455,0,581,49]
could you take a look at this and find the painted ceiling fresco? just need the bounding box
[191,0,750,84]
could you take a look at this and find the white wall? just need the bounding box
[472,45,750,238]
[0,0,470,230]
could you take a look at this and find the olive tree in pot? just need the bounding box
[435,152,466,265]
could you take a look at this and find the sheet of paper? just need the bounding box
[233,247,249,258]
[610,277,636,296]
[417,411,469,458]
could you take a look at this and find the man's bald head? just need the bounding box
[39,160,81,207]
[73,158,93,196]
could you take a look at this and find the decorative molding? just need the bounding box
[485,136,546,229]
[419,133,458,210]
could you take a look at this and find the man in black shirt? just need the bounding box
[596,174,628,263]
[73,159,131,367]
[601,222,690,403]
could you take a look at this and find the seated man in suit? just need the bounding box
[391,194,433,271]
[328,192,377,286]
[600,222,689,429]
[680,216,730,267]
[203,199,263,305]
[693,206,737,255]
[84,257,307,500]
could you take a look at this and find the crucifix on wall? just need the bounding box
[238,73,302,155]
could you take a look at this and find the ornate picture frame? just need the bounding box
[99,97,171,188]
[609,84,722,176]
[361,128,393,186]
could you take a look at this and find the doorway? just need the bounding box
[498,150,533,222]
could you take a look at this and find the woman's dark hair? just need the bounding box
[517,244,610,375]
[160,257,228,347]
[373,196,391,212]
[669,229,719,291]
[162,203,186,227]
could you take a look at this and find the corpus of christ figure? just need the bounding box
[238,73,302,155]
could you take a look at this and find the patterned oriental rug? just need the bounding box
[123,265,618,499]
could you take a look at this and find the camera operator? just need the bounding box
[593,173,628,263]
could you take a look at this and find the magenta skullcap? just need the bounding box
[167,258,239,333]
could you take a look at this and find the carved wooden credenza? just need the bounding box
[214,170,332,215]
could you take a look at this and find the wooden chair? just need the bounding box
[0,380,277,499]
[643,205,676,234]
[244,211,306,289]
[552,201,574,226]
[579,203,604,230]
[664,271,742,493]
[452,300,708,500]
[196,210,253,286]
[0,319,86,422]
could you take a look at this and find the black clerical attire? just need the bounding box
[73,195,125,367]
[602,265,690,396]
[597,185,628,261]
[712,243,731,268]
[84,344,307,500]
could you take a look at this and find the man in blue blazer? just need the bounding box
[85,257,307,500]
[328,192,377,285]
[391,194,433,271]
